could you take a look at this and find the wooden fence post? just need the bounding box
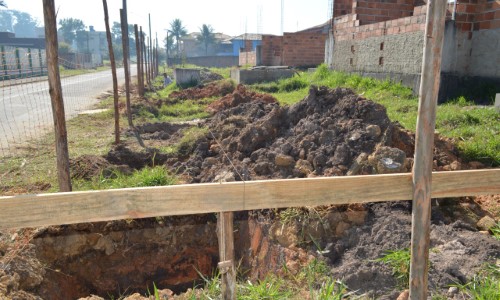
[102,0,120,144]
[148,14,153,80]
[120,9,133,128]
[144,33,150,87]
[42,0,72,192]
[217,211,236,300]
[409,1,447,299]
[134,24,144,96]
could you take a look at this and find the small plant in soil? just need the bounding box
[452,263,500,300]
[375,248,411,288]
[239,275,292,299]
[316,278,354,300]
[491,221,500,240]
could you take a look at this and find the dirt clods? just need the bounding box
[183,86,396,183]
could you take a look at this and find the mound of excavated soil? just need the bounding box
[207,84,277,113]
[177,86,399,183]
[168,81,235,101]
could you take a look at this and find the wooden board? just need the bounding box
[0,169,498,229]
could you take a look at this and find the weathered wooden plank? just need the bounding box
[409,0,448,299]
[218,212,236,300]
[0,170,498,229]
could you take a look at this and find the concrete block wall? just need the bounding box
[332,31,424,76]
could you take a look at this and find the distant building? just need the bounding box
[0,32,46,79]
[0,32,45,49]
[180,32,233,57]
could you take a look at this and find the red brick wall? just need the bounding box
[450,0,500,31]
[261,35,283,66]
[334,6,426,42]
[334,0,353,17]
[354,0,415,25]
[239,50,257,66]
[282,32,326,67]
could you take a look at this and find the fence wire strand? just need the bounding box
[0,45,129,187]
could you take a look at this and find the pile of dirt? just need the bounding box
[177,86,399,183]
[200,69,224,83]
[168,81,234,101]
[207,84,277,113]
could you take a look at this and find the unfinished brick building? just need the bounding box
[326,0,500,102]
[238,23,329,68]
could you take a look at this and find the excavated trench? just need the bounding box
[2,85,498,299]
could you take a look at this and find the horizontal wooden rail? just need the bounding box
[0,169,498,229]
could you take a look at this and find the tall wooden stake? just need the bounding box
[409,1,447,299]
[145,37,150,86]
[217,212,236,300]
[149,14,153,80]
[155,32,160,76]
[102,0,120,144]
[42,0,72,192]
[120,9,133,128]
[134,24,144,96]
[141,29,149,88]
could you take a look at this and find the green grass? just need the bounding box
[73,166,176,191]
[59,65,110,77]
[453,264,500,300]
[249,64,499,166]
[158,100,213,122]
[375,248,411,288]
[491,221,500,240]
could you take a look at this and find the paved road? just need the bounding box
[0,66,136,155]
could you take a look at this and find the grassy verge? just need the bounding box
[59,65,110,77]
[250,64,500,166]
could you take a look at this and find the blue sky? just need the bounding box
[3,0,331,41]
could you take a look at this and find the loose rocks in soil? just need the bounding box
[182,86,396,183]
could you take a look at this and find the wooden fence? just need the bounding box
[1,1,498,300]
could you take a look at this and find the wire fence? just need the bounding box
[0,45,128,177]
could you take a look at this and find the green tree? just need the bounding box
[58,18,85,45]
[168,19,187,57]
[111,21,136,56]
[12,11,38,37]
[58,42,73,54]
[163,32,175,57]
[197,24,215,56]
[0,10,13,32]
[0,1,6,8]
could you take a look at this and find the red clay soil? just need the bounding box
[207,84,277,113]
[169,81,235,101]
